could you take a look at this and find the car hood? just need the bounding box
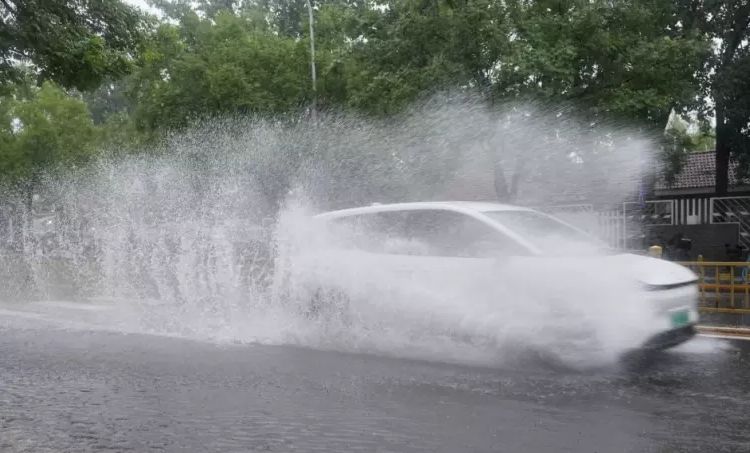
[513,253,697,288]
[596,253,697,287]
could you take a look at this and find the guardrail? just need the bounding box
[678,261,750,314]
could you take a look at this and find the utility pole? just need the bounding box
[306,0,317,122]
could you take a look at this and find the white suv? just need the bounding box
[300,201,699,350]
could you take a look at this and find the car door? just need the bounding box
[345,209,527,323]
[316,208,526,317]
[309,211,409,300]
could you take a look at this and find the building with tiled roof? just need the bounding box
[654,151,750,197]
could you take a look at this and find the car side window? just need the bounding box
[329,212,410,253]
[341,211,432,255]
[402,210,523,257]
[329,209,525,257]
[328,214,379,251]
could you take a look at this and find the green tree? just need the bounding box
[497,0,706,127]
[319,0,705,121]
[128,10,312,132]
[82,80,133,124]
[131,0,714,206]
[0,0,147,91]
[678,0,750,194]
[342,0,511,114]
[0,82,100,200]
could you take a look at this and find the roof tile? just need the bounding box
[655,151,747,190]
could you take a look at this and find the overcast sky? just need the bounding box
[123,0,160,15]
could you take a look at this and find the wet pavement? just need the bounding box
[1,315,749,452]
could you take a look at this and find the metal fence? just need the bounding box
[546,196,750,253]
[543,200,675,249]
[679,260,750,314]
[710,196,750,251]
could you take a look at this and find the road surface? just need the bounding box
[1,304,749,453]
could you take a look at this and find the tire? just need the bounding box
[642,325,696,350]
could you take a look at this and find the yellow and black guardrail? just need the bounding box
[678,259,750,314]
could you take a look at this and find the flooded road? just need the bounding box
[1,309,749,453]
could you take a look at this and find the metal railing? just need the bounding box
[678,260,750,314]
[711,196,750,250]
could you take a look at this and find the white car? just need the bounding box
[298,201,699,351]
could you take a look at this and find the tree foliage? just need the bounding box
[0,81,100,187]
[0,0,147,91]
[129,9,312,131]
[0,0,748,201]
[498,0,706,127]
[337,0,511,114]
[676,0,750,194]
[132,0,709,126]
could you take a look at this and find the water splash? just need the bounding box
[269,196,666,368]
[0,95,661,367]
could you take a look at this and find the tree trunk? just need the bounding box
[8,201,23,252]
[509,158,524,200]
[494,159,524,203]
[494,160,510,201]
[715,100,730,195]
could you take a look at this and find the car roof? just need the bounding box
[314,201,532,219]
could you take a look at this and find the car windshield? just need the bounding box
[483,210,606,254]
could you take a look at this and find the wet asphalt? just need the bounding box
[1,316,749,453]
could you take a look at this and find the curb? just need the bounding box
[696,325,750,339]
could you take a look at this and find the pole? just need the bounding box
[306,0,317,122]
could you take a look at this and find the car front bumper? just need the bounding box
[644,282,699,350]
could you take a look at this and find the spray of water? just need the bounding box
[0,95,666,368]
[270,196,668,368]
